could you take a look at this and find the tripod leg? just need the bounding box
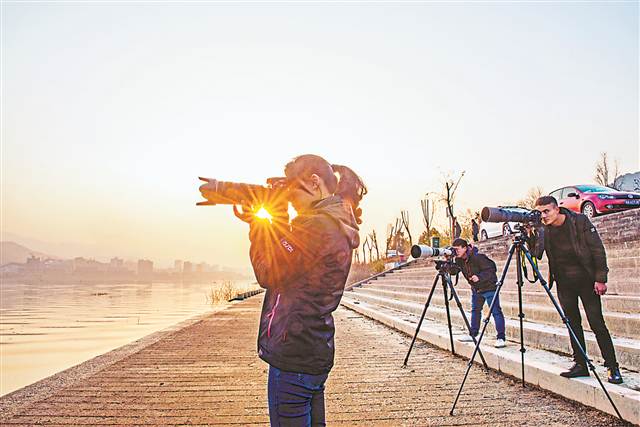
[515,247,526,387]
[450,242,518,415]
[403,274,440,367]
[442,277,456,356]
[521,249,623,420]
[444,274,489,369]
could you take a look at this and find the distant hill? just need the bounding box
[0,241,59,265]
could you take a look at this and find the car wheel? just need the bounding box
[502,223,511,236]
[481,230,488,241]
[581,201,596,218]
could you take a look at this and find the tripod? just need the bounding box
[403,260,489,369]
[449,231,622,419]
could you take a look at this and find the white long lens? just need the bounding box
[411,245,453,258]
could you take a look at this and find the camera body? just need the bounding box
[197,177,288,206]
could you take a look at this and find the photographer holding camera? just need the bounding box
[532,196,622,384]
[452,238,507,348]
[233,154,366,426]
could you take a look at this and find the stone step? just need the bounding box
[339,297,640,424]
[350,287,639,338]
[358,282,640,314]
[343,291,640,372]
[387,266,640,293]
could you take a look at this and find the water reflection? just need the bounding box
[0,280,253,396]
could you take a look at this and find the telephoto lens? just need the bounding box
[411,245,453,258]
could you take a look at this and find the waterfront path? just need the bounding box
[0,296,631,426]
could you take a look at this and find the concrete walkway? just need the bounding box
[0,296,632,426]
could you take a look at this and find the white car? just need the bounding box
[479,206,530,240]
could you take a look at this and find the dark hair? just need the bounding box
[452,238,468,247]
[284,154,367,224]
[535,196,558,207]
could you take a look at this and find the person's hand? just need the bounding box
[470,275,480,283]
[233,204,256,224]
[594,282,607,296]
[522,224,534,237]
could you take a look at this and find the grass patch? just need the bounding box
[207,280,261,306]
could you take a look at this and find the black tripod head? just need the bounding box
[434,259,462,276]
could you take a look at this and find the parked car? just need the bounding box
[549,184,640,218]
[479,206,530,240]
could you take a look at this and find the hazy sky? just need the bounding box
[1,1,638,268]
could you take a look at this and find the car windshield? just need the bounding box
[575,185,615,193]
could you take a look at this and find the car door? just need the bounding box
[560,187,580,212]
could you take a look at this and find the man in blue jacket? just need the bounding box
[453,238,506,348]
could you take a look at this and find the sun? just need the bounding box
[255,206,272,220]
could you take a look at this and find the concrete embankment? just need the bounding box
[0,295,632,426]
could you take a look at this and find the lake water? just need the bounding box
[0,280,255,396]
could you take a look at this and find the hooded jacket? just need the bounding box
[531,207,609,286]
[248,195,359,375]
[454,246,498,293]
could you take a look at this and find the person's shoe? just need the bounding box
[607,367,623,384]
[560,363,589,378]
[494,339,506,348]
[458,335,477,342]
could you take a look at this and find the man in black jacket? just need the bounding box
[452,238,506,348]
[533,196,622,384]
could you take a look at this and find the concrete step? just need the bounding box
[343,291,640,372]
[339,297,640,425]
[350,287,639,338]
[357,282,640,314]
[386,265,640,295]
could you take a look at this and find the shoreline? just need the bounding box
[0,301,238,421]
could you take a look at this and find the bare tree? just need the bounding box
[361,236,370,264]
[595,152,621,189]
[516,186,545,209]
[421,194,436,242]
[400,210,413,247]
[385,223,396,255]
[353,248,360,264]
[369,230,380,261]
[441,171,465,241]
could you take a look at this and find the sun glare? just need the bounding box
[255,207,272,220]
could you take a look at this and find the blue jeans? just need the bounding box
[470,289,506,340]
[268,365,329,426]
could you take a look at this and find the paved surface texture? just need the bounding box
[0,296,632,426]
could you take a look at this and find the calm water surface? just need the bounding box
[0,280,254,396]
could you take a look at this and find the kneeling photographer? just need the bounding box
[230,154,366,426]
[452,238,507,348]
[531,196,622,384]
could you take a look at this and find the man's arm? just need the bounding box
[474,253,497,282]
[579,216,609,284]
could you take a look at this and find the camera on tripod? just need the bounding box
[481,206,541,227]
[481,206,544,258]
[197,177,288,207]
[411,245,461,275]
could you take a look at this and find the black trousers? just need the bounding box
[556,277,618,368]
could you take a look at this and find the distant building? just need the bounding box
[174,260,183,273]
[137,259,154,275]
[26,255,44,271]
[110,257,124,268]
[183,261,192,274]
[73,257,107,273]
